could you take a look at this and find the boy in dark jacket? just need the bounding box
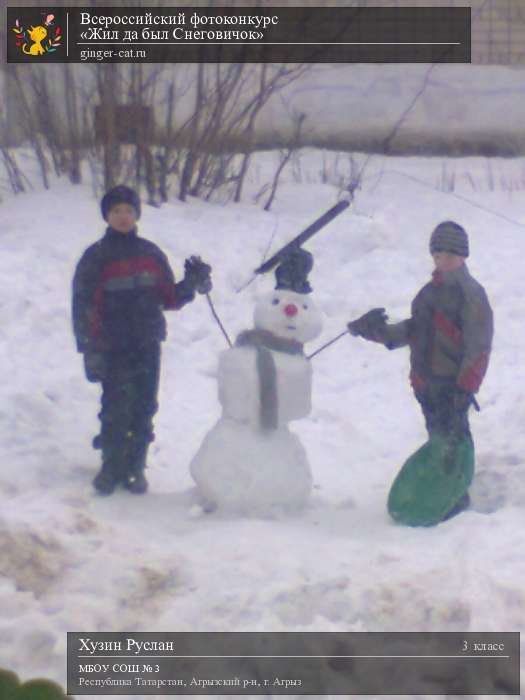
[72,185,212,495]
[348,221,493,515]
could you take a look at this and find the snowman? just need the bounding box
[190,249,323,513]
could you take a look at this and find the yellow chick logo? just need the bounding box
[12,14,62,57]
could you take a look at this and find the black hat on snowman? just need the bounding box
[274,247,313,294]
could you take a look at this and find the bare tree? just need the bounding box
[9,65,50,189]
[179,62,207,202]
[96,63,121,191]
[63,64,82,184]
[173,62,311,204]
[3,52,311,210]
[264,111,306,212]
[233,64,309,203]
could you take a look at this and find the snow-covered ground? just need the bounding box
[1,150,524,699]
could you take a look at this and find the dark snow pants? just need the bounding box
[416,381,473,521]
[415,381,472,442]
[99,343,160,479]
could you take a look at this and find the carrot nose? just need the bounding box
[284,304,298,317]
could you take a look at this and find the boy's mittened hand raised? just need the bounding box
[347,307,388,338]
[184,256,213,294]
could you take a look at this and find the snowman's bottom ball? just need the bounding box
[190,418,312,513]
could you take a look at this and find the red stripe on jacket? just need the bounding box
[89,256,176,340]
[433,310,462,345]
[458,352,490,393]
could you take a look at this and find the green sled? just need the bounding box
[0,669,69,700]
[387,433,475,527]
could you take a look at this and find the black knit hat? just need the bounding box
[429,221,469,258]
[101,185,141,221]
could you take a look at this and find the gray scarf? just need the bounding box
[235,329,305,430]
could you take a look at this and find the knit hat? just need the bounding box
[101,185,141,221]
[429,221,469,257]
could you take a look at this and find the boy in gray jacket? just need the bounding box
[348,221,494,514]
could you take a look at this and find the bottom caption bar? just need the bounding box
[67,631,520,695]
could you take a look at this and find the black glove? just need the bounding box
[183,256,212,295]
[83,352,106,383]
[347,308,388,339]
[453,388,473,413]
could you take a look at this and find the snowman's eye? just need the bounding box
[303,304,308,310]
[272,298,280,305]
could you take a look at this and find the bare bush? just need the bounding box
[3,60,311,208]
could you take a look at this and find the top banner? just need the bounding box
[7,6,471,64]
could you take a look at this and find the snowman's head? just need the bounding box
[254,290,323,344]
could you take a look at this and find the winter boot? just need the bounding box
[94,435,126,495]
[123,471,148,494]
[93,465,119,495]
[122,438,149,494]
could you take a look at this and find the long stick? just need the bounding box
[254,198,351,275]
[206,293,232,348]
[306,330,349,360]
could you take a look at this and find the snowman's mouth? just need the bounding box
[286,325,297,330]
